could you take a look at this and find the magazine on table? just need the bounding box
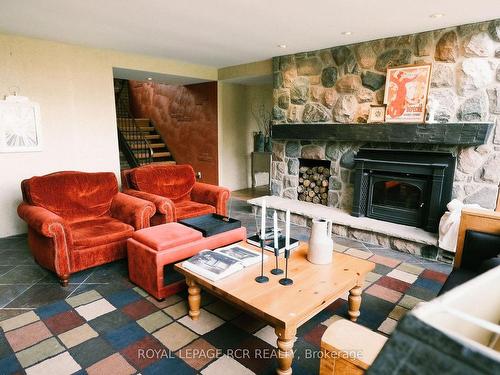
[215,244,266,267]
[246,234,300,254]
[182,245,266,281]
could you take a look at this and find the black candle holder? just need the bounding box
[255,239,269,283]
[270,245,283,275]
[279,248,293,285]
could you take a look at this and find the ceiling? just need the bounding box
[113,68,210,85]
[0,0,498,68]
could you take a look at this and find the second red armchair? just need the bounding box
[122,164,230,225]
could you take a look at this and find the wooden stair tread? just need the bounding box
[130,143,166,149]
[152,152,171,158]
[139,126,155,132]
[145,135,161,140]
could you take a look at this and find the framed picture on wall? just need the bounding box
[0,96,42,152]
[383,64,432,123]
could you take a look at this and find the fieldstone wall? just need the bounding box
[272,19,500,210]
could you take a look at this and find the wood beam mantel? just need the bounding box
[272,122,493,146]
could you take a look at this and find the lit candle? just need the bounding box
[285,210,290,250]
[273,210,279,249]
[261,198,266,240]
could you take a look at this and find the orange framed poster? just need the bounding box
[383,64,432,123]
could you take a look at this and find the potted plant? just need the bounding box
[251,103,272,152]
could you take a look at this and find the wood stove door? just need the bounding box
[367,174,428,227]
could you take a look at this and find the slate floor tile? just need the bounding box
[69,337,116,369]
[0,265,49,284]
[0,284,32,308]
[5,283,77,309]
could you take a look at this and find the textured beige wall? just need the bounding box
[0,33,217,237]
[218,82,272,191]
[218,59,272,81]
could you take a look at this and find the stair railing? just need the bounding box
[114,80,154,166]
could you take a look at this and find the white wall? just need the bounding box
[218,82,272,191]
[0,33,217,237]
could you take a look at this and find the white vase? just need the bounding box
[307,219,334,265]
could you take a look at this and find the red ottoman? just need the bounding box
[127,222,246,300]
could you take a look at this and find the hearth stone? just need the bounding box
[248,196,445,261]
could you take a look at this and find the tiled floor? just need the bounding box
[0,239,452,374]
[0,193,450,322]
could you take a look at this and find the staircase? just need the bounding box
[117,117,175,165]
[114,79,175,169]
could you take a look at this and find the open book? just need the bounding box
[182,245,266,281]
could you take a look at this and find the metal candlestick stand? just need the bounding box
[279,248,293,285]
[270,245,283,275]
[255,239,269,283]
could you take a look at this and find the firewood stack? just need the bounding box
[297,165,330,205]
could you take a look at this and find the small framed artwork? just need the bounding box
[0,96,42,153]
[383,64,432,123]
[367,105,386,123]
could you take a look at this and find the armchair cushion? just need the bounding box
[70,217,134,249]
[128,164,195,203]
[22,171,118,220]
[175,201,215,220]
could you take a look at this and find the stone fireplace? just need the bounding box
[270,19,500,236]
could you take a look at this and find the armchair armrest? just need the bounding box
[122,189,175,222]
[17,203,72,278]
[111,192,155,230]
[17,203,70,239]
[191,182,230,216]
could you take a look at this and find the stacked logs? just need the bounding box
[297,165,330,205]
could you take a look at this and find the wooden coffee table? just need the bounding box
[174,241,375,375]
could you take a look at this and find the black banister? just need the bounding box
[114,80,153,166]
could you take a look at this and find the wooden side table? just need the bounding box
[251,151,272,188]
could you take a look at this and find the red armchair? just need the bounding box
[121,164,230,225]
[18,171,155,285]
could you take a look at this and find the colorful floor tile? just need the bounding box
[0,197,452,374]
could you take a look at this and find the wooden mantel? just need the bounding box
[272,122,493,146]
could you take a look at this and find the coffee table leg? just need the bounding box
[186,278,200,320]
[348,283,362,322]
[275,327,296,375]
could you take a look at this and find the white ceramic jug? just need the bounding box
[307,219,334,264]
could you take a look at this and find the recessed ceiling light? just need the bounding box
[341,31,353,36]
[278,44,287,49]
[429,13,444,19]
[147,77,153,81]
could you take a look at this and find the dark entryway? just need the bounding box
[352,148,455,232]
